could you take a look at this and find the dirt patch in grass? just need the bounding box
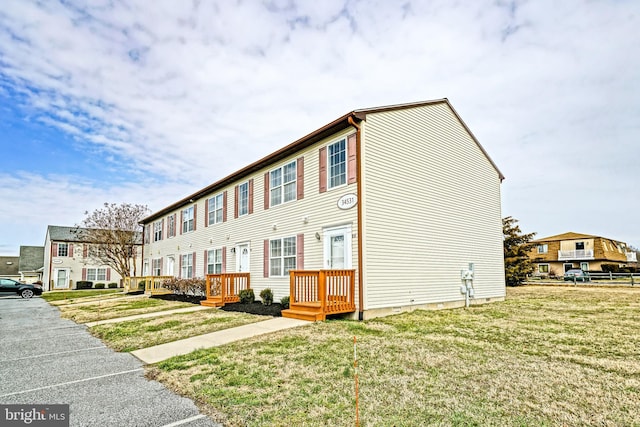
[90,310,268,352]
[149,285,640,427]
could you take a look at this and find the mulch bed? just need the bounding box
[151,294,282,316]
[220,301,282,317]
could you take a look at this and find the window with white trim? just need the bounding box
[87,268,107,281]
[152,258,162,276]
[328,138,346,189]
[153,221,162,242]
[57,243,69,257]
[537,244,548,254]
[182,206,194,233]
[168,215,175,238]
[580,262,589,271]
[208,194,224,225]
[238,182,249,216]
[270,237,296,276]
[270,160,297,207]
[538,264,549,274]
[181,253,193,278]
[207,249,223,274]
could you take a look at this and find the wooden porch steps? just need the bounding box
[200,298,224,307]
[282,301,325,321]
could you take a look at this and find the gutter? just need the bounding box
[348,115,365,320]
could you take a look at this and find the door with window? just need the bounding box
[53,268,70,289]
[323,226,352,269]
[237,243,250,272]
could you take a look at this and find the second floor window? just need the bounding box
[153,221,163,242]
[182,207,194,233]
[328,139,346,189]
[208,194,224,225]
[537,244,548,254]
[270,161,297,207]
[238,182,249,216]
[57,243,69,257]
[168,215,175,238]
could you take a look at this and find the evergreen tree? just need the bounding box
[503,216,536,286]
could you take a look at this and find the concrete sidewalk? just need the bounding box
[85,305,212,327]
[132,317,309,364]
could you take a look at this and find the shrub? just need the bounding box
[601,264,620,273]
[239,289,255,304]
[108,282,118,289]
[280,296,290,309]
[260,288,273,306]
[94,283,105,289]
[76,281,93,290]
[138,280,146,290]
[160,277,206,296]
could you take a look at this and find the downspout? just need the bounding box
[348,115,365,320]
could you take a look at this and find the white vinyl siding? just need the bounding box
[361,102,505,309]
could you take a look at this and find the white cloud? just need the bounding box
[0,0,639,254]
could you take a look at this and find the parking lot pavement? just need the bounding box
[0,296,220,427]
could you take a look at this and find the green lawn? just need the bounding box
[90,310,268,352]
[42,289,122,302]
[56,297,195,323]
[149,286,640,427]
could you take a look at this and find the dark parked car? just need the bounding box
[563,269,590,282]
[0,278,43,298]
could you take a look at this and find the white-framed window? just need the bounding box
[270,160,297,207]
[580,262,589,271]
[181,253,193,278]
[537,244,548,254]
[207,249,223,274]
[87,268,107,281]
[153,221,163,242]
[238,182,249,216]
[328,138,347,189]
[152,258,162,276]
[57,243,69,257]
[270,237,296,277]
[208,194,224,225]
[168,215,175,238]
[538,264,549,274]
[143,259,149,276]
[182,206,194,233]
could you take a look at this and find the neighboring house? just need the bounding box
[42,225,142,291]
[529,232,638,276]
[140,99,506,320]
[0,256,20,280]
[18,246,44,283]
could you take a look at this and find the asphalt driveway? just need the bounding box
[0,295,220,427]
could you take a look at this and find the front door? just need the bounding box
[323,226,352,269]
[237,243,250,272]
[53,268,70,289]
[167,256,175,276]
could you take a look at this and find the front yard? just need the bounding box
[148,286,640,427]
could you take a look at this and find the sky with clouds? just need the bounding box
[0,0,638,256]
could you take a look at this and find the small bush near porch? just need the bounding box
[149,286,640,427]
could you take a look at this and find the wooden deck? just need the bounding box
[282,269,356,321]
[201,273,250,307]
[123,276,173,295]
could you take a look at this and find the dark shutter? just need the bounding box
[204,199,209,227]
[193,204,197,231]
[234,185,239,219]
[223,191,228,222]
[297,234,304,270]
[263,240,269,278]
[319,147,327,193]
[348,133,357,184]
[248,179,254,214]
[222,246,226,273]
[264,172,270,210]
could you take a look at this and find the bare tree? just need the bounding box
[78,203,149,281]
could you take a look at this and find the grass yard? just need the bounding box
[90,310,269,352]
[42,289,123,303]
[56,297,194,323]
[149,285,640,427]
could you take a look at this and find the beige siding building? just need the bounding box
[141,99,506,320]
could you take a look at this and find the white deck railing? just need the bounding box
[558,249,594,260]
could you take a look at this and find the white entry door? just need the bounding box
[167,256,175,276]
[323,226,352,269]
[53,268,70,289]
[237,243,250,272]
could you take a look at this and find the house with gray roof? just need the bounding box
[18,246,44,283]
[0,256,20,280]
